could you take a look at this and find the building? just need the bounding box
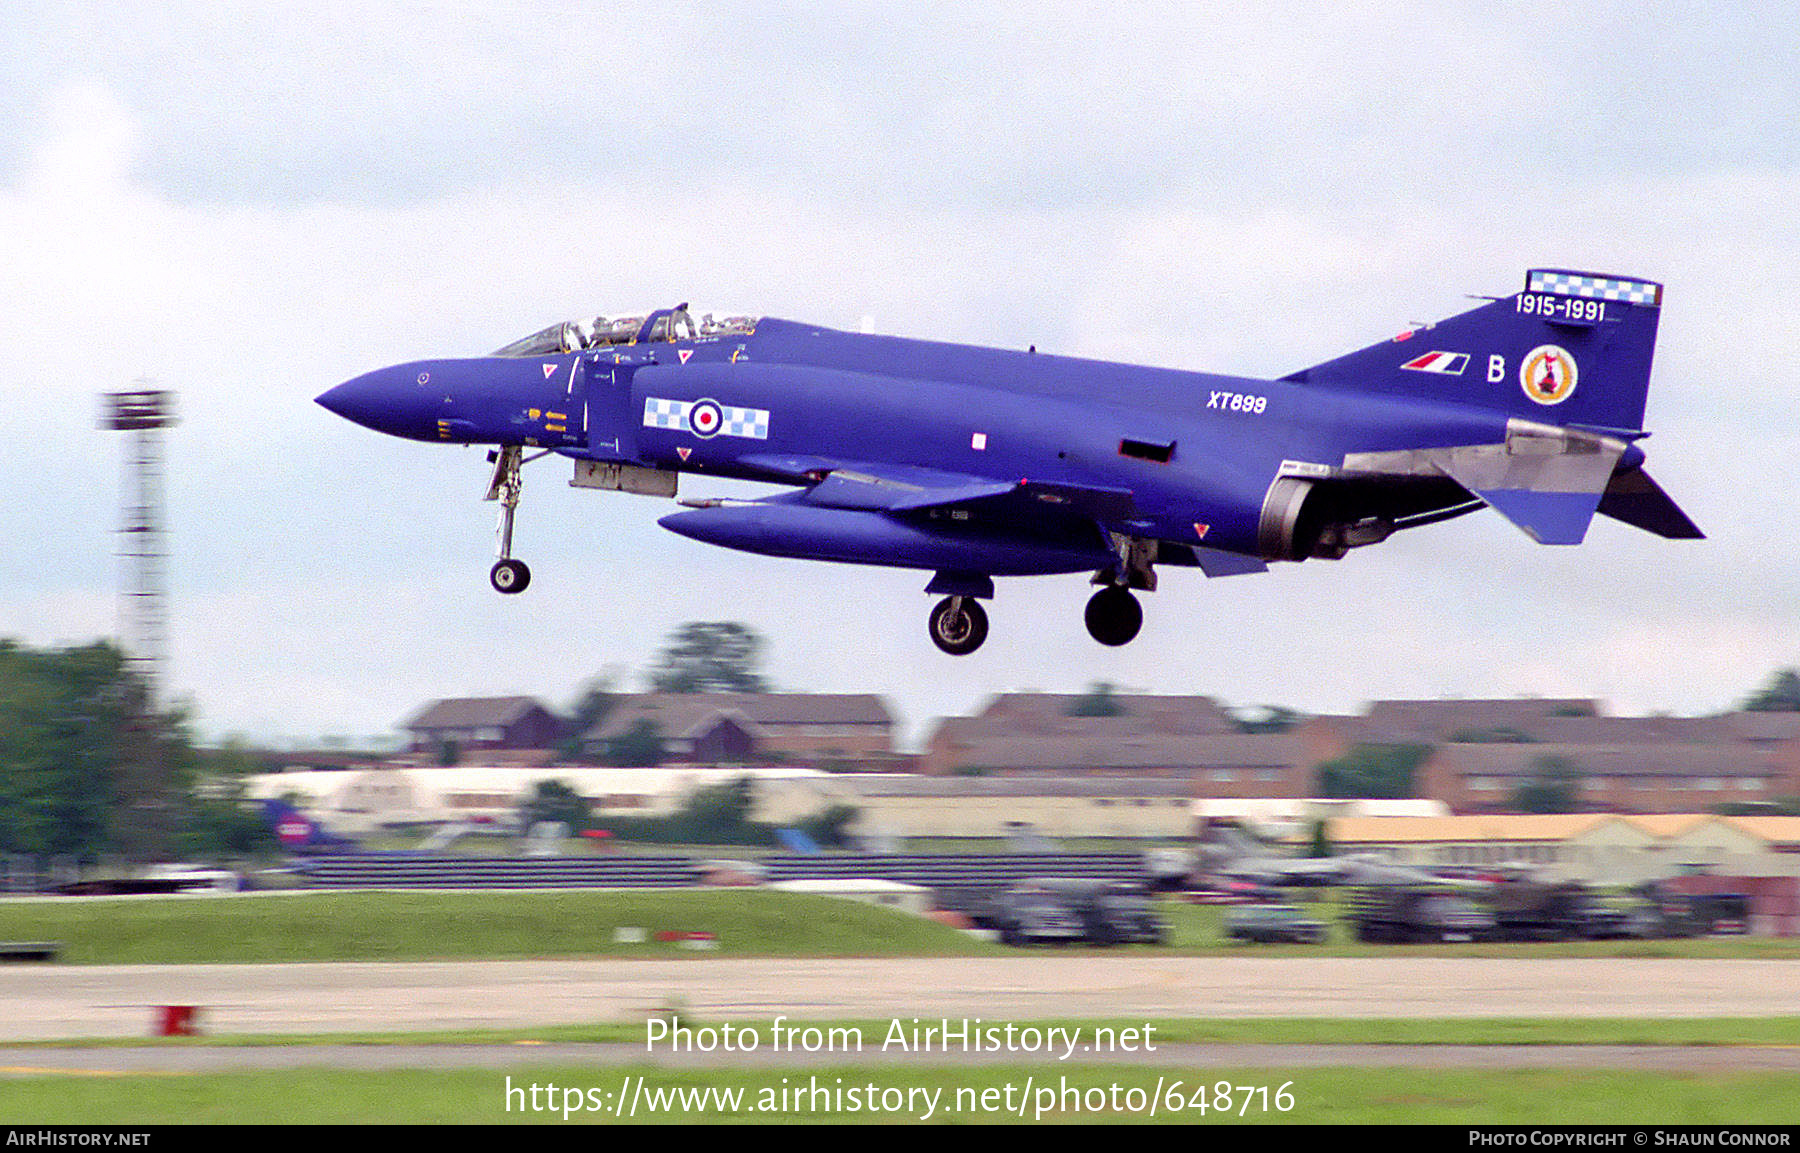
[584,693,896,768]
[245,764,843,834]
[833,774,1197,839]
[1295,698,1602,763]
[1418,742,1796,813]
[1323,812,1800,886]
[920,692,1244,776]
[402,697,568,763]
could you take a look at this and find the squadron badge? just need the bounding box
[1519,344,1577,405]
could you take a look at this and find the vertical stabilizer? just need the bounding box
[1287,269,1663,436]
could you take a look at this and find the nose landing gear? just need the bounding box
[486,445,539,595]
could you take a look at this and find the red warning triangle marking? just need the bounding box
[677,446,692,461]
[1194,523,1209,540]
[678,349,693,365]
[542,364,557,378]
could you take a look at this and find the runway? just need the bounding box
[9,1041,1800,1075]
[9,956,1800,1042]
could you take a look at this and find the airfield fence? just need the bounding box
[759,852,1148,888]
[294,854,706,888]
[291,851,1148,890]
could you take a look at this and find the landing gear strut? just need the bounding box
[929,596,989,656]
[486,445,532,595]
[1085,585,1142,646]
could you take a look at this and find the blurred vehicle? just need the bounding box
[1223,903,1327,944]
[1487,879,1632,942]
[1035,879,1165,945]
[1350,887,1496,943]
[1613,884,1752,939]
[1687,892,1751,935]
[992,882,1088,947]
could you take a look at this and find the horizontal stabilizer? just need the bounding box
[1345,422,1627,546]
[1462,487,1608,545]
[1596,468,1704,539]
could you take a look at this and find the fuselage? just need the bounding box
[318,310,1509,561]
[318,272,1696,654]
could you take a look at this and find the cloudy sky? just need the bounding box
[3,2,1796,749]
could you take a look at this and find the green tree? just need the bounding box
[1743,669,1800,712]
[795,803,861,849]
[671,776,758,841]
[519,779,592,832]
[1066,682,1127,717]
[1315,743,1430,799]
[177,774,280,858]
[602,719,668,767]
[1511,755,1582,813]
[648,622,769,694]
[0,640,175,862]
[1233,705,1304,734]
[563,670,623,759]
[1448,726,1535,744]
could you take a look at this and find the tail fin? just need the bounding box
[1289,270,1701,544]
[1286,269,1662,436]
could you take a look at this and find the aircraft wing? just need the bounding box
[739,453,1138,520]
[729,454,1268,577]
[802,465,1018,512]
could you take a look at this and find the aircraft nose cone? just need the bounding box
[317,364,442,440]
[316,369,390,426]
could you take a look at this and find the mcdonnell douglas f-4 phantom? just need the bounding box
[318,270,1700,654]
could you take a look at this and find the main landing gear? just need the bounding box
[929,596,989,656]
[922,565,1148,656]
[1084,585,1142,646]
[924,586,1144,654]
[486,445,540,595]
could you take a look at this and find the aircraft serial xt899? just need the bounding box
[318,270,1700,655]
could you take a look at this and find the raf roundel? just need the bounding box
[1519,344,1578,405]
[688,399,723,438]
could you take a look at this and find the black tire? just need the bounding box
[1084,586,1142,646]
[929,596,989,655]
[490,559,531,594]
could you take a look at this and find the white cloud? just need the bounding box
[4,9,1799,746]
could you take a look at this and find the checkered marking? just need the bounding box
[643,396,769,440]
[1526,271,1662,307]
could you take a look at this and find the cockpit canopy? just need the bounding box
[490,303,758,357]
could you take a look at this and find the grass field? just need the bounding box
[1,888,1794,964]
[0,889,994,963]
[6,1062,1798,1124]
[16,1015,1800,1049]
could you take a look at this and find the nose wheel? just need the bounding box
[490,558,531,594]
[929,596,989,655]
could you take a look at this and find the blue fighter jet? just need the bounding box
[318,270,1700,655]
